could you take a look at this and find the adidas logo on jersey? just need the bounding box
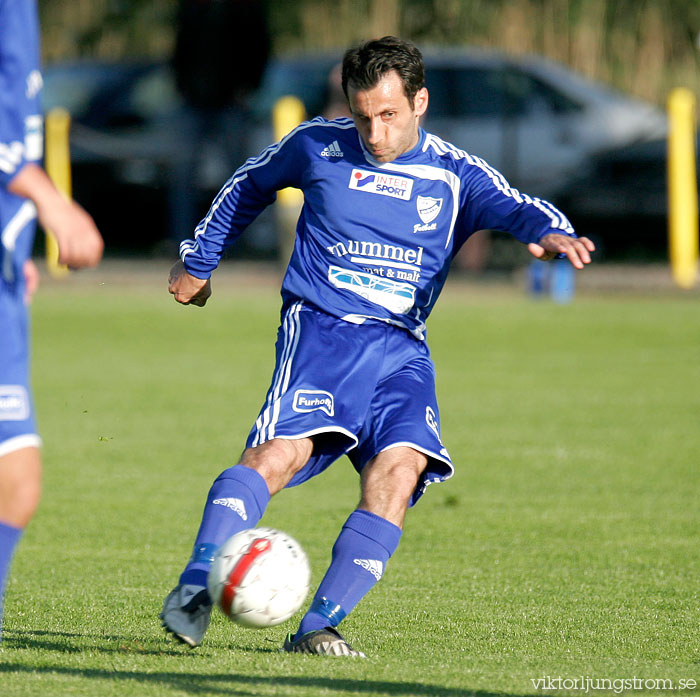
[212,497,248,520]
[320,140,344,158]
[353,558,383,581]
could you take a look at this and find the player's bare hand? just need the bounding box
[168,260,212,306]
[8,163,103,269]
[528,233,595,270]
[47,200,104,269]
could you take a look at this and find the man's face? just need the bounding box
[347,70,428,163]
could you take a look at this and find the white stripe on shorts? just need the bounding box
[0,433,42,458]
[252,301,303,446]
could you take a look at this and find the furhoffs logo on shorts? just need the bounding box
[0,385,30,421]
[292,389,335,417]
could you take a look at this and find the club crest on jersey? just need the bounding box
[293,389,335,417]
[416,196,443,224]
[413,196,441,232]
[348,168,413,200]
[0,385,29,421]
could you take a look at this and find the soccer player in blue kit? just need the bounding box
[163,36,594,656]
[0,0,103,638]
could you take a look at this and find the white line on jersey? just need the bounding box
[192,119,355,244]
[423,133,574,235]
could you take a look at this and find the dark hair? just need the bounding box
[341,36,425,106]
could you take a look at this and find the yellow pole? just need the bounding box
[667,88,698,289]
[272,96,305,268]
[44,107,71,277]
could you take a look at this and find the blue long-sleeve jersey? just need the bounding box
[0,0,42,287]
[181,117,574,339]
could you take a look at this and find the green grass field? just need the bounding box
[1,264,698,696]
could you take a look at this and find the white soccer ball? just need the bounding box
[207,527,311,628]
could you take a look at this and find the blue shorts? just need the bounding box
[0,285,41,457]
[246,301,453,504]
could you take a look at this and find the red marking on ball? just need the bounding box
[221,537,272,616]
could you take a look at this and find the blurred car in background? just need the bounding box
[232,49,668,202]
[43,60,223,254]
[422,50,666,200]
[556,135,698,260]
[42,49,667,255]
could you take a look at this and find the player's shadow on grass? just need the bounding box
[4,628,282,657]
[0,663,538,697]
[3,629,184,657]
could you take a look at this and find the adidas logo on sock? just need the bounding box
[353,558,383,581]
[212,497,248,520]
[320,140,344,158]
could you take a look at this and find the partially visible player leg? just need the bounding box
[285,446,426,657]
[0,445,41,637]
[161,437,313,647]
[178,437,313,588]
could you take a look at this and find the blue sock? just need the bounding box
[0,521,22,637]
[296,509,402,637]
[179,465,270,589]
